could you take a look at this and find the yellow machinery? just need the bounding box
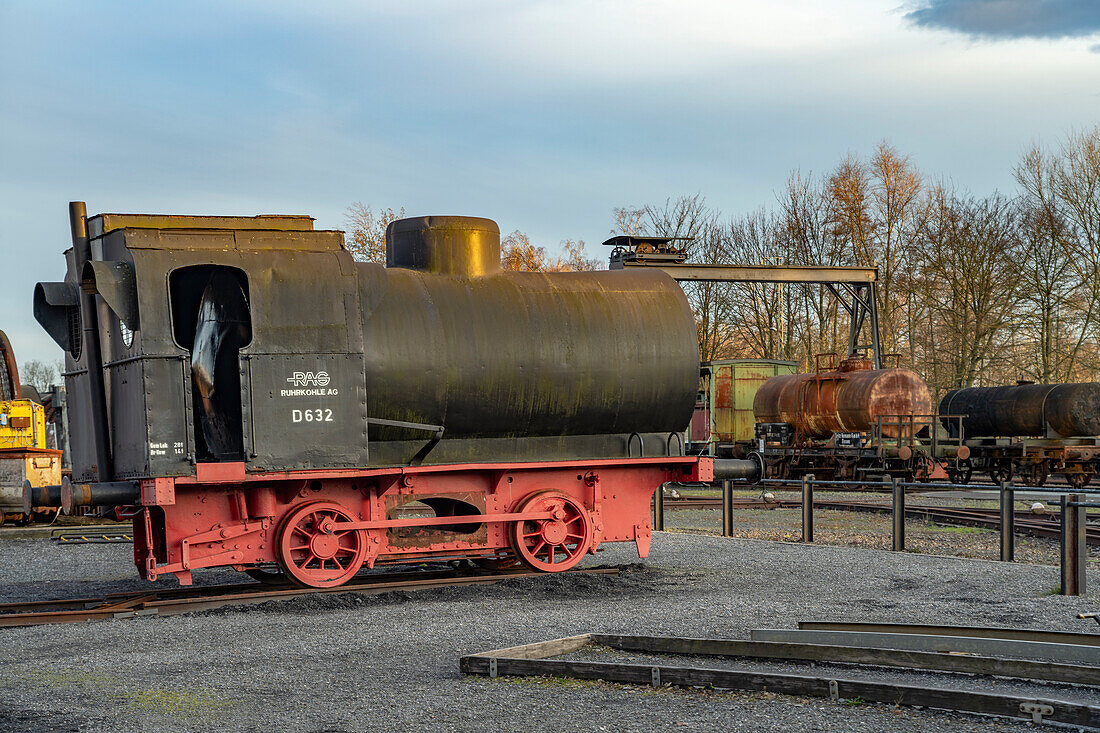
[0,330,63,524]
[1,398,47,449]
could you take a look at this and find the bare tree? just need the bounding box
[724,210,792,360]
[1015,128,1100,380]
[19,360,60,392]
[827,143,925,360]
[502,232,603,272]
[560,240,602,271]
[914,188,1024,394]
[1013,199,1084,381]
[501,230,550,271]
[345,202,406,263]
[779,171,847,366]
[611,207,646,237]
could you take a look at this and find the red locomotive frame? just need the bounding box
[135,457,711,587]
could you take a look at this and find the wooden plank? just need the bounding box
[461,655,1100,728]
[465,635,593,660]
[798,621,1100,647]
[751,629,1100,666]
[591,634,1100,686]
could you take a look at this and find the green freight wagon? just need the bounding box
[688,359,798,456]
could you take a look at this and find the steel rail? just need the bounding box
[750,629,1100,666]
[796,621,1100,647]
[0,567,618,628]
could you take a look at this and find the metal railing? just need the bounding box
[654,476,1097,596]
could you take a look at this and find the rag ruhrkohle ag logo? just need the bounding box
[286,371,331,387]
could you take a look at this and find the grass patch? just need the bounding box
[921,524,989,535]
[1039,585,1062,596]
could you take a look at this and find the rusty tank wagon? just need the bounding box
[940,383,1100,487]
[748,354,968,481]
[29,203,758,588]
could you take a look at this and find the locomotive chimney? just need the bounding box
[385,216,501,277]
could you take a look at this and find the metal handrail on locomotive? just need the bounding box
[30,203,761,588]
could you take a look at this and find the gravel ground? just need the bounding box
[1,531,1098,732]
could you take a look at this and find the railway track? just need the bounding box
[663,497,1100,545]
[0,566,618,628]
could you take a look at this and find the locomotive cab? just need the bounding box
[35,209,369,483]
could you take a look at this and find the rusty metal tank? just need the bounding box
[752,355,932,439]
[939,383,1100,438]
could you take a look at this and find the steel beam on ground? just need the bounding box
[592,634,1100,686]
[749,629,1100,666]
[462,640,1100,728]
[796,622,1100,647]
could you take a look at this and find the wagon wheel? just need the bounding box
[509,491,592,573]
[276,501,366,588]
[1024,462,1049,488]
[1066,471,1092,490]
[946,457,972,484]
[989,462,1013,485]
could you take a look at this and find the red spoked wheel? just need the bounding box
[509,491,592,573]
[276,502,366,588]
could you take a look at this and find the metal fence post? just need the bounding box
[801,474,814,543]
[722,480,733,537]
[1000,482,1014,563]
[1061,493,1086,596]
[653,483,665,532]
[892,477,905,552]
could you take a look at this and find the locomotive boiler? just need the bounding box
[32,204,712,587]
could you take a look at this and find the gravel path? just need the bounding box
[1,531,1098,732]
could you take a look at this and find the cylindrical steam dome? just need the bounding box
[386,216,501,277]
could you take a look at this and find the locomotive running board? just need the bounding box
[462,633,1100,728]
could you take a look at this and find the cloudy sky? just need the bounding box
[1,0,1098,364]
